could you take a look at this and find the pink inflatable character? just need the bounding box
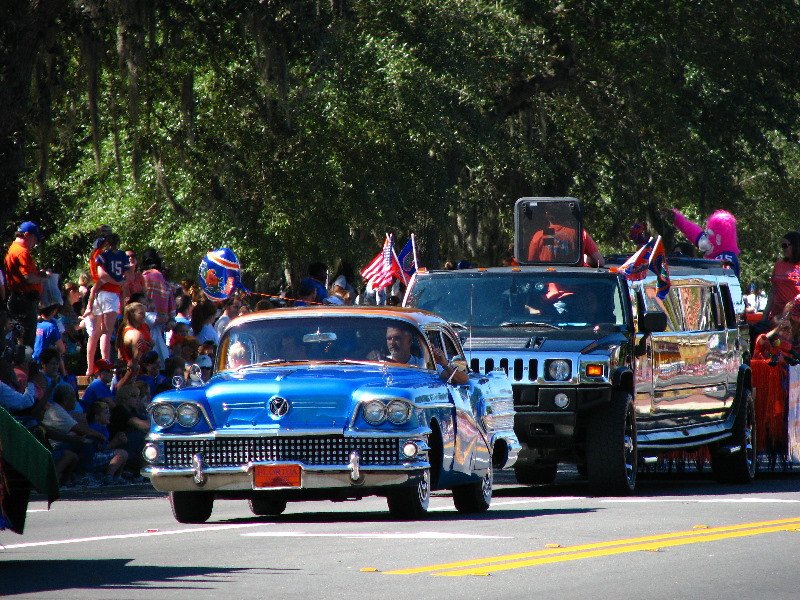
[670,209,740,277]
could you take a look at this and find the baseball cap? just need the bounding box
[196,355,213,368]
[18,221,42,239]
[93,359,115,374]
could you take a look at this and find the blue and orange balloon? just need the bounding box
[198,248,249,301]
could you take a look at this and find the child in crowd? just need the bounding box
[136,351,166,398]
[110,383,150,472]
[33,304,66,375]
[86,400,129,485]
[79,358,115,411]
[42,384,107,485]
[158,356,186,394]
[38,347,70,406]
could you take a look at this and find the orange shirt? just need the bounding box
[119,324,153,364]
[769,260,800,320]
[89,246,103,283]
[528,228,599,266]
[4,240,41,294]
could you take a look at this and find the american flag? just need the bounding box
[361,234,403,291]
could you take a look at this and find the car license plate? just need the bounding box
[253,465,301,488]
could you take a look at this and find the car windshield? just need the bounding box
[217,316,433,370]
[407,272,627,328]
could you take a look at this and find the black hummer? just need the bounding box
[403,198,753,494]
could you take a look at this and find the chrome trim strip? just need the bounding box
[147,428,432,442]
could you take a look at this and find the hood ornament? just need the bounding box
[269,396,290,418]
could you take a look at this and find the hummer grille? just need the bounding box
[471,356,538,383]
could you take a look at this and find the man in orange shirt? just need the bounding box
[4,222,50,347]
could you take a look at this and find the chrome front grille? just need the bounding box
[162,436,401,467]
[471,356,538,382]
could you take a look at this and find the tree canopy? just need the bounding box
[3,0,799,290]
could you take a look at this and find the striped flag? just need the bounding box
[619,238,653,282]
[620,236,671,300]
[361,234,404,291]
[650,236,670,300]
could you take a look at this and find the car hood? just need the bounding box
[204,363,433,431]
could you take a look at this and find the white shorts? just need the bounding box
[92,290,120,316]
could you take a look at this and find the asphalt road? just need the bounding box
[3,468,800,599]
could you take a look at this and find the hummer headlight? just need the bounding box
[546,359,571,381]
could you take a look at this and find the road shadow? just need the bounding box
[0,559,296,596]
[211,503,597,525]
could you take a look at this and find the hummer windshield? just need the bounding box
[406,271,627,330]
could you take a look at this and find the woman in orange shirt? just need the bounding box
[762,231,800,325]
[116,302,153,375]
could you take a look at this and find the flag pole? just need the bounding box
[411,233,419,271]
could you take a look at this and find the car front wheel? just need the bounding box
[249,494,288,516]
[170,491,214,524]
[387,470,430,519]
[453,466,492,513]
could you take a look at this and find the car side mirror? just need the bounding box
[639,311,667,333]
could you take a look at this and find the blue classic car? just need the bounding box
[142,306,519,523]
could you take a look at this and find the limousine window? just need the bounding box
[675,285,725,332]
[705,289,726,331]
[643,286,681,332]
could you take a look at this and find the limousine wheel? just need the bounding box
[170,491,214,524]
[249,494,288,516]
[514,463,558,485]
[453,466,492,513]
[387,469,430,519]
[711,389,756,484]
[586,391,637,495]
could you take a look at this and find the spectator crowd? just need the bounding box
[1,219,800,490]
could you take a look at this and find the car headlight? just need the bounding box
[546,359,571,381]
[386,400,412,425]
[176,403,201,428]
[152,403,176,428]
[362,400,387,425]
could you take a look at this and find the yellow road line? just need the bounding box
[383,517,800,576]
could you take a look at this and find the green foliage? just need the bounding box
[7,0,800,292]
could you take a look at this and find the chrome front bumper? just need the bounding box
[142,461,430,492]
